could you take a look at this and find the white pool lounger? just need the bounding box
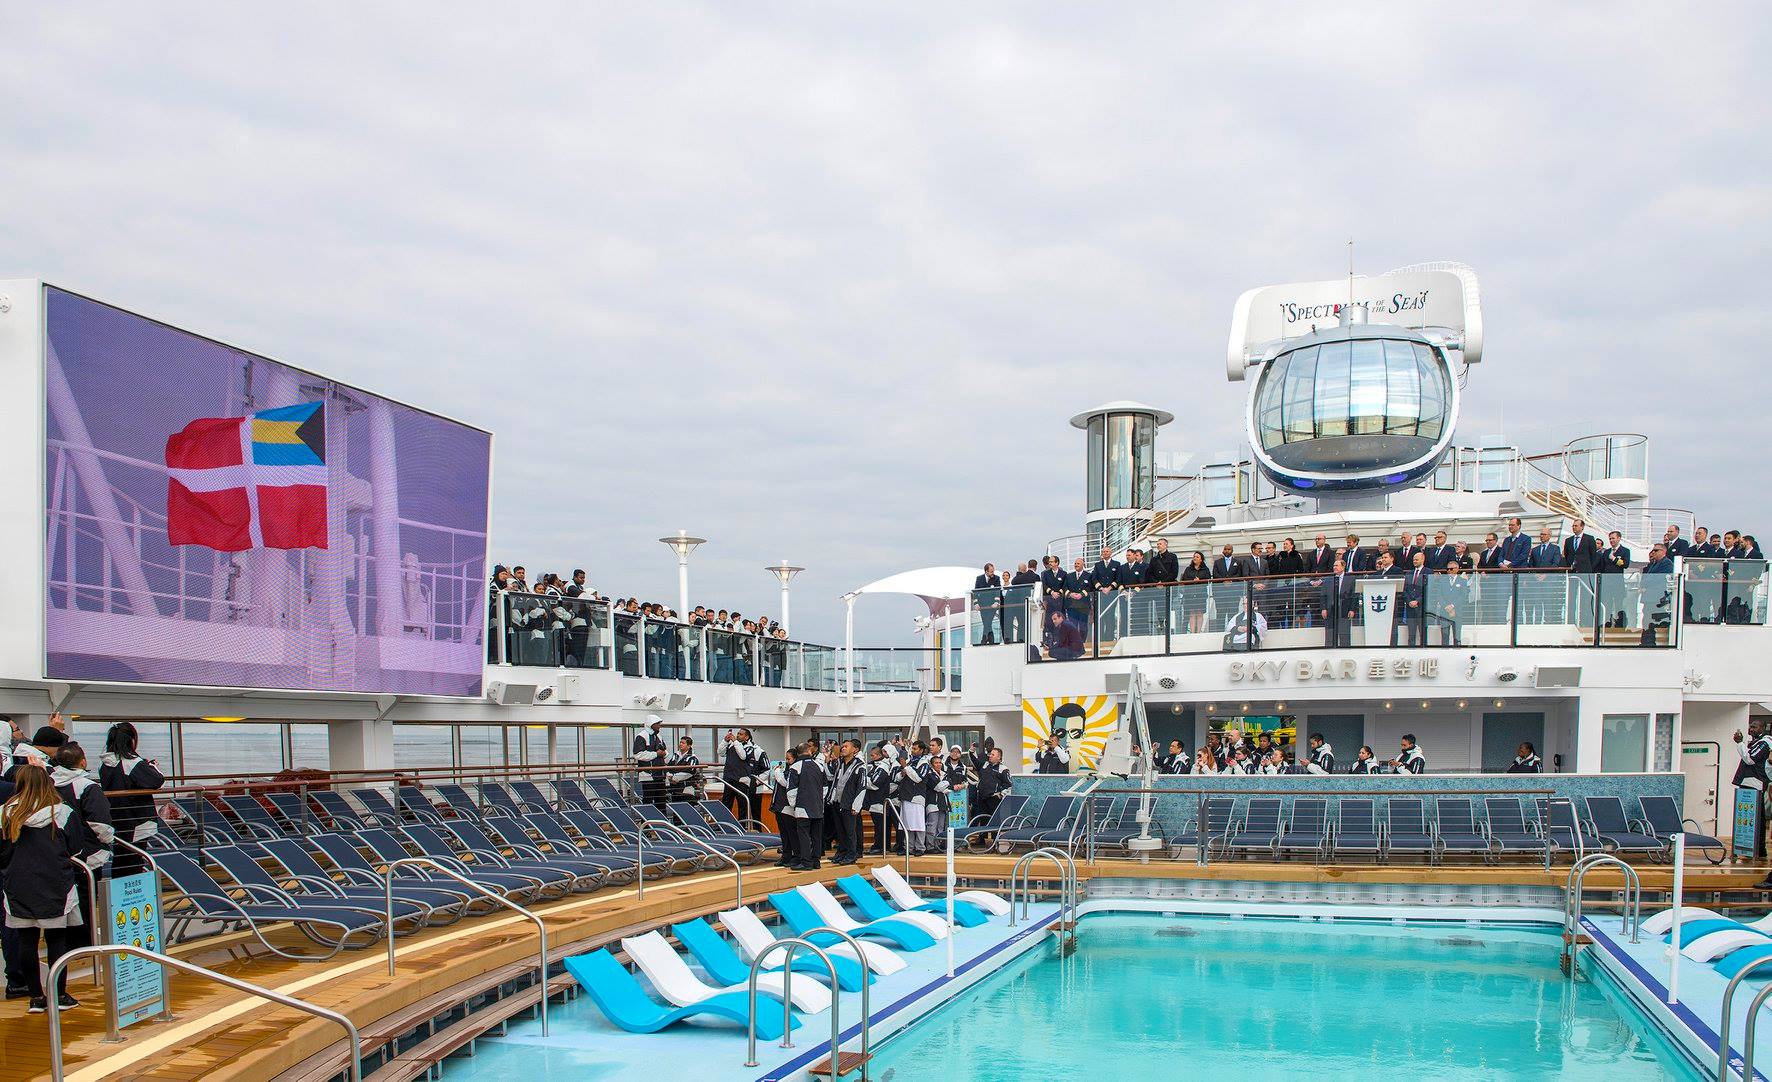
[800,881,951,939]
[1639,906,1723,935]
[621,930,832,1013]
[875,863,1011,917]
[719,905,908,976]
[1681,928,1770,962]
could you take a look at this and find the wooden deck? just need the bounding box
[3,853,1765,1081]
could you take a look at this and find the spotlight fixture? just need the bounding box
[1383,701,1393,710]
[1493,698,1504,708]
[1420,700,1430,710]
[1275,701,1286,711]
[1456,699,1468,709]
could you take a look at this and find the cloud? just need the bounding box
[3,4,1768,642]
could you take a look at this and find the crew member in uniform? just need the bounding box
[1034,734,1069,774]
[664,736,701,804]
[974,746,1012,826]
[896,741,930,855]
[1506,742,1542,773]
[1165,741,1192,775]
[1736,720,1772,875]
[50,743,112,955]
[770,747,797,866]
[1304,734,1335,775]
[1323,557,1357,648]
[828,740,865,865]
[721,728,769,824]
[631,716,670,806]
[1350,746,1380,774]
[782,740,827,871]
[862,744,894,855]
[1387,734,1427,774]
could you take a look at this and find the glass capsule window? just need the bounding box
[1253,336,1450,452]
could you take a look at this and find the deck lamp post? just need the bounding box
[765,561,805,634]
[658,529,707,618]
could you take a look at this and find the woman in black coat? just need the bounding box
[99,723,164,878]
[0,764,88,1011]
[1178,552,1212,633]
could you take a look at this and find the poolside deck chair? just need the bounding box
[964,794,1028,852]
[1094,796,1165,850]
[1638,796,1726,865]
[433,784,485,820]
[359,826,548,900]
[1169,798,1235,860]
[596,805,720,868]
[1537,799,1596,861]
[1482,798,1550,860]
[347,788,408,828]
[154,850,385,960]
[1684,929,1770,963]
[264,791,318,833]
[770,888,935,951]
[307,832,501,915]
[207,844,432,932]
[171,797,270,850]
[562,948,796,1040]
[431,821,598,893]
[511,780,558,813]
[635,803,761,858]
[1434,798,1494,864]
[220,795,294,840]
[583,777,626,805]
[680,800,778,848]
[481,782,542,818]
[623,930,829,1013]
[1641,906,1724,935]
[1586,796,1670,860]
[801,880,950,940]
[1277,798,1328,860]
[671,917,870,990]
[996,796,1076,852]
[396,786,448,825]
[837,873,987,928]
[1226,798,1282,860]
[721,904,907,976]
[525,812,661,876]
[700,796,769,835]
[1713,942,1772,979]
[478,814,628,884]
[260,837,469,923]
[559,809,696,873]
[1332,799,1382,860]
[873,863,1010,918]
[553,778,597,811]
[310,789,377,831]
[1384,798,1437,863]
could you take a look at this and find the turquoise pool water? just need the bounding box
[866,914,1696,1081]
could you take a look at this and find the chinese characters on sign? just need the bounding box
[1228,657,1441,683]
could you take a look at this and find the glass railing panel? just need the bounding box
[1092,584,1168,659]
[1596,571,1676,646]
[970,584,1035,645]
[638,618,703,680]
[1164,579,1217,653]
[802,644,839,691]
[1682,558,1726,625]
[707,629,757,685]
[757,637,790,687]
[614,611,641,675]
[848,648,933,692]
[1724,559,1767,626]
[499,591,612,668]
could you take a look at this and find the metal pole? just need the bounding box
[743,937,843,1070]
[1717,955,1772,1081]
[1669,832,1686,1005]
[50,945,362,1082]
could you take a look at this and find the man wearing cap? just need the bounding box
[632,716,669,807]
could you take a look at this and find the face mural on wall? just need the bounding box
[1021,696,1119,771]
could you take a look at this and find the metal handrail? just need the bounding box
[1717,955,1772,1081]
[742,937,839,1069]
[1008,847,1076,930]
[48,944,362,1082]
[382,857,550,1035]
[1740,977,1772,1082]
[1563,853,1641,955]
[642,818,743,910]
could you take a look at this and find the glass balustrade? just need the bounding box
[971,584,1036,645]
[501,592,613,669]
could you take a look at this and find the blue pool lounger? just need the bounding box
[769,889,937,951]
[563,948,798,1039]
[672,917,872,990]
[1666,918,1758,949]
[835,874,988,928]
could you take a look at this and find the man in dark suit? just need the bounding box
[1498,516,1532,571]
[1662,525,1690,559]
[1322,557,1358,647]
[1478,531,1503,570]
[1598,531,1631,574]
[1214,544,1240,581]
[1117,548,1152,636]
[1342,533,1372,574]
[1692,527,1724,558]
[1145,538,1180,584]
[1524,525,1563,624]
[1307,533,1335,574]
[1429,530,1458,571]
[973,563,1002,644]
[1641,542,1676,645]
[1005,560,1040,643]
[1065,557,1094,629]
[1401,550,1431,645]
[1597,529,1633,630]
[1040,555,1068,598]
[1563,518,1602,629]
[1395,531,1417,571]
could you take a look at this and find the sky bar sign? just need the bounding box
[1226,263,1484,379]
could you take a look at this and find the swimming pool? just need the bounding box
[865,914,1697,1081]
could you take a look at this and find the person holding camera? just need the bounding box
[1735,720,1772,872]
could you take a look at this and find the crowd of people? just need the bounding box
[1030,728,1542,777]
[0,715,163,1014]
[971,518,1764,657]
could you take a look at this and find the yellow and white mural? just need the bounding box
[1021,696,1118,771]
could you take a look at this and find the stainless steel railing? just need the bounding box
[642,819,744,910]
[1716,955,1772,1081]
[382,857,551,1035]
[47,944,361,1082]
[1008,846,1077,938]
[742,928,873,1077]
[1563,851,1641,960]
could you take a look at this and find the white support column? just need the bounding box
[766,561,804,635]
[328,719,395,778]
[844,595,856,700]
[658,530,706,618]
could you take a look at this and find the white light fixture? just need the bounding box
[658,529,707,617]
[765,560,805,635]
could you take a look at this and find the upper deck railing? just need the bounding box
[970,559,1766,661]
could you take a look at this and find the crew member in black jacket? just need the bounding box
[632,716,669,806]
[98,722,163,879]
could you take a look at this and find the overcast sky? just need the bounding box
[4,5,1768,644]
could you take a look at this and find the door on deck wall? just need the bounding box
[1682,741,1721,836]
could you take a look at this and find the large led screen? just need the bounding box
[43,287,491,695]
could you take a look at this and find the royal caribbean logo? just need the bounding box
[1369,593,1389,613]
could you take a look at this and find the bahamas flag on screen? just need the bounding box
[164,401,329,551]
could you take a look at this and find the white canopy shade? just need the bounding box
[846,565,979,619]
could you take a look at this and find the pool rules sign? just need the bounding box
[107,871,167,1028]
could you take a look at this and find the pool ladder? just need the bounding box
[1008,847,1079,952]
[1559,853,1641,976]
[743,927,872,1079]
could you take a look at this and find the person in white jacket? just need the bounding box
[632,716,668,806]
